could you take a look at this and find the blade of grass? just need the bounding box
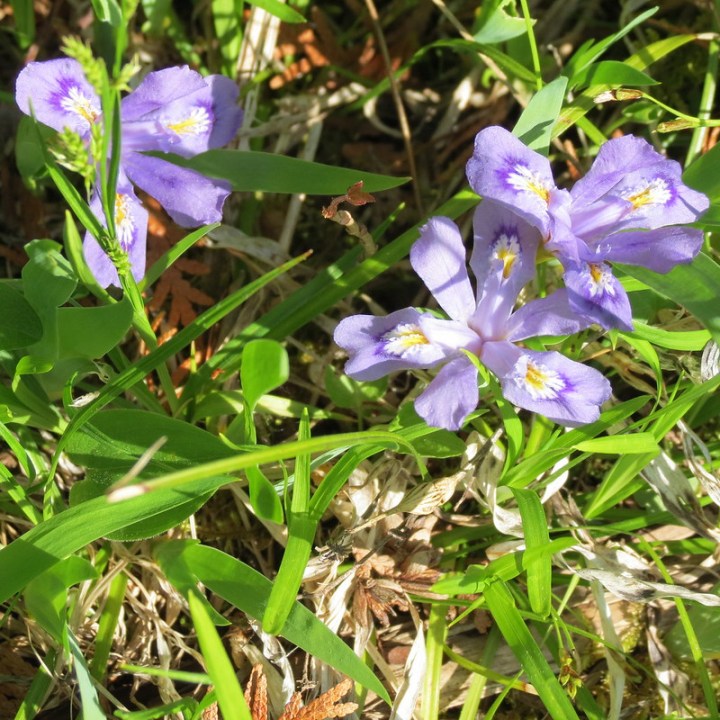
[188,591,252,720]
[513,488,551,618]
[484,580,580,720]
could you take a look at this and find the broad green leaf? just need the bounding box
[0,283,43,349]
[472,0,528,43]
[188,592,252,720]
[684,141,720,199]
[622,253,720,346]
[571,60,657,89]
[56,299,133,359]
[513,76,568,154]
[573,432,659,454]
[166,150,409,194]
[66,409,237,540]
[157,541,391,703]
[513,488,551,618]
[241,339,289,411]
[48,253,309,482]
[484,580,580,720]
[15,115,52,184]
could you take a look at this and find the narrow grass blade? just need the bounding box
[484,580,580,720]
[188,591,252,720]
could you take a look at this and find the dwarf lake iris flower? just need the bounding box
[16,59,243,286]
[466,126,709,331]
[334,201,612,430]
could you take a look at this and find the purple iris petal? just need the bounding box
[470,199,540,298]
[334,309,453,381]
[598,226,705,273]
[564,261,634,331]
[507,289,594,340]
[121,68,242,158]
[410,217,475,322]
[16,60,243,287]
[15,58,100,138]
[123,152,232,227]
[415,357,479,430]
[83,182,148,288]
[466,126,556,235]
[571,135,709,233]
[485,345,612,426]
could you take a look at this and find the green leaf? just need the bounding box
[66,409,237,540]
[241,339,289,411]
[625,321,710,351]
[484,580,580,719]
[157,541,391,703]
[0,283,43,349]
[212,0,243,74]
[164,150,409,194]
[246,0,305,22]
[622,253,720,346]
[571,60,657,89]
[513,76,568,154]
[512,488,551,618]
[563,6,659,78]
[473,0,528,43]
[56,299,133,359]
[9,0,35,47]
[684,141,720,199]
[188,591,252,720]
[572,432,659,454]
[15,115,52,184]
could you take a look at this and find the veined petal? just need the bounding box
[410,217,475,322]
[466,126,555,234]
[121,66,208,121]
[564,261,634,331]
[83,183,148,288]
[572,135,709,230]
[470,199,539,299]
[507,289,595,341]
[491,347,612,426]
[415,357,479,430]
[334,309,454,381]
[124,152,231,226]
[122,68,242,157]
[16,58,100,137]
[599,226,704,273]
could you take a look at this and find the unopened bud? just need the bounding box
[657,118,698,133]
[594,88,644,103]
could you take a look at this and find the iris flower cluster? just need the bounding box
[16,59,242,287]
[335,127,708,430]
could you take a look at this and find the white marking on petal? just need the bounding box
[60,85,100,125]
[586,263,616,298]
[114,194,136,251]
[514,357,565,400]
[382,323,431,358]
[164,106,212,137]
[624,177,672,209]
[492,231,522,279]
[505,164,551,204]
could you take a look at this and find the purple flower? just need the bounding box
[467,126,709,331]
[334,202,611,430]
[16,60,243,286]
